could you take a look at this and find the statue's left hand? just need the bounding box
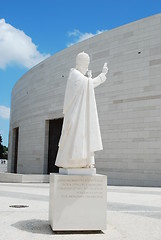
[87,70,92,78]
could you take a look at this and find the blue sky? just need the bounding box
[1,0,161,146]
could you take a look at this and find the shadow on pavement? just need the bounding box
[11,219,104,235]
[12,219,53,235]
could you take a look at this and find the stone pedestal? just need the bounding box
[59,168,96,175]
[49,173,107,231]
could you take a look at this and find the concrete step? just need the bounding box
[0,172,49,183]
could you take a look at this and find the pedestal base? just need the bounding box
[59,168,96,175]
[49,173,107,231]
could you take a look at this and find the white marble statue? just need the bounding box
[55,52,108,168]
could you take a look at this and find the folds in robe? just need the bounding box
[55,68,103,168]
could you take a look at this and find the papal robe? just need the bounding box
[55,68,106,168]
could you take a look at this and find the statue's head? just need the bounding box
[76,52,90,75]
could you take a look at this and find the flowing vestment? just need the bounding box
[55,68,106,168]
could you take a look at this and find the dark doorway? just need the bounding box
[13,127,19,173]
[48,118,63,174]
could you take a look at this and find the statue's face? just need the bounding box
[77,62,89,75]
[76,52,90,75]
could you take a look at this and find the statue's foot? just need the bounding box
[90,164,95,168]
[85,164,95,168]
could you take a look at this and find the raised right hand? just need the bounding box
[102,62,108,75]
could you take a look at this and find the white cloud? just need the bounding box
[0,105,10,119]
[67,29,107,47]
[0,19,50,69]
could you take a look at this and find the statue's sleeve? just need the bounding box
[92,73,106,88]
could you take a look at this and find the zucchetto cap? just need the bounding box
[76,52,90,66]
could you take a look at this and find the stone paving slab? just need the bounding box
[0,183,161,240]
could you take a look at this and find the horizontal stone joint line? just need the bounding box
[108,210,161,213]
[113,94,161,104]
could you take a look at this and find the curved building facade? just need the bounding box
[8,13,161,186]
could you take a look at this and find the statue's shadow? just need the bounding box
[12,219,53,235]
[12,219,104,235]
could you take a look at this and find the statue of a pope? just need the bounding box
[55,52,108,168]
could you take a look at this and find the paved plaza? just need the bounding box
[0,181,161,240]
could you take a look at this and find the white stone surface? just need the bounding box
[49,173,107,230]
[59,168,96,175]
[55,52,108,168]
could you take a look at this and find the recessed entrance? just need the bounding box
[12,127,19,173]
[48,118,63,174]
